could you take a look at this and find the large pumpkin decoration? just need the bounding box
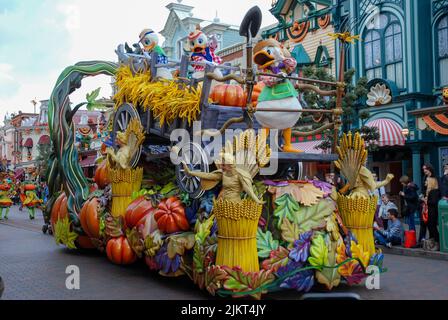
[77,236,96,250]
[50,193,68,230]
[106,236,137,265]
[154,197,189,234]
[210,84,246,107]
[125,196,156,230]
[79,197,101,239]
[94,161,110,190]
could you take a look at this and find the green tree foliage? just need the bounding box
[298,66,379,152]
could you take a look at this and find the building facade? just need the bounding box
[160,1,245,61]
[332,0,448,194]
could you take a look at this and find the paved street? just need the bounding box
[1,206,448,300]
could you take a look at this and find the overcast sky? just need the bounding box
[0,0,277,125]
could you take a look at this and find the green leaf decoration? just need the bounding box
[86,87,101,102]
[316,238,341,290]
[261,246,290,272]
[308,235,329,271]
[54,217,78,250]
[105,215,124,239]
[222,267,276,300]
[205,266,229,296]
[274,194,300,228]
[256,228,279,258]
[280,219,300,246]
[294,198,336,233]
[195,215,215,245]
[161,182,179,197]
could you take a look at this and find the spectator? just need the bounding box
[441,164,448,200]
[378,193,398,230]
[423,177,441,251]
[418,164,437,244]
[374,208,404,248]
[399,176,419,231]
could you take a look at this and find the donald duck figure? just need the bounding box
[188,25,223,79]
[253,39,303,153]
[139,29,172,79]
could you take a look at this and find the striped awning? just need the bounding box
[422,112,448,135]
[292,140,326,154]
[80,155,97,168]
[366,119,405,147]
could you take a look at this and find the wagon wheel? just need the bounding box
[176,142,209,199]
[113,103,143,168]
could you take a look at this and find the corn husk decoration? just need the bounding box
[184,130,271,272]
[334,132,392,258]
[114,66,202,126]
[106,118,146,218]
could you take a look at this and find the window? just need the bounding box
[363,13,404,88]
[437,15,448,86]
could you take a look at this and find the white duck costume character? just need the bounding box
[253,39,303,153]
[139,29,172,79]
[188,25,223,82]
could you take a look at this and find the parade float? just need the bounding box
[44,7,392,299]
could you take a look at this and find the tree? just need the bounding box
[297,66,379,152]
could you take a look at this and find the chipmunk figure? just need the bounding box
[253,39,303,153]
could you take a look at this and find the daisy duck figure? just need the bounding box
[253,39,303,153]
[188,25,223,80]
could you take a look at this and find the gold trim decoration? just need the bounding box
[213,199,262,273]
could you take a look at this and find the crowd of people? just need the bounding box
[373,164,448,251]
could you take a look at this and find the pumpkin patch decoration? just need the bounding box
[94,161,110,190]
[125,196,156,230]
[210,84,246,108]
[154,197,189,234]
[106,236,137,265]
[50,193,68,230]
[79,197,101,239]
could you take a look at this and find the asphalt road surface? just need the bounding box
[1,206,447,300]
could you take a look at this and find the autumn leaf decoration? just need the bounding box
[273,194,299,228]
[269,182,324,207]
[54,217,78,250]
[222,267,276,300]
[256,228,279,258]
[308,235,328,271]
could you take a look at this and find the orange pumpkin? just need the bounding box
[79,198,101,239]
[210,84,246,107]
[106,236,137,265]
[77,236,96,249]
[0,184,10,191]
[125,196,156,230]
[94,161,110,190]
[51,193,68,230]
[251,82,265,107]
[154,197,189,234]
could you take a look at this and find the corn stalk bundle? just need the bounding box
[114,66,202,126]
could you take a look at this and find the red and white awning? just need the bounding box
[366,119,405,147]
